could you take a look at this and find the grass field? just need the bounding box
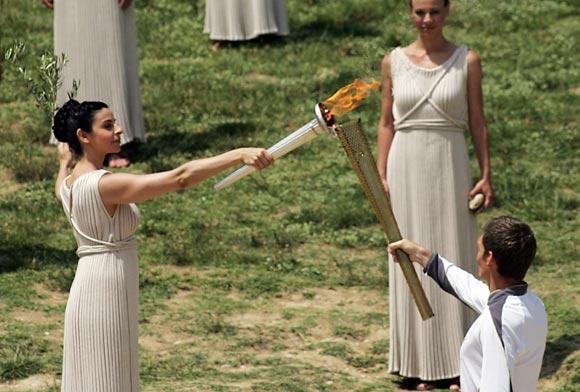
[0,0,578,391]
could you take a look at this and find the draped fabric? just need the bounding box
[60,170,140,391]
[386,46,479,380]
[51,0,146,145]
[204,0,289,41]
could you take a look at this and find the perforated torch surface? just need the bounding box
[336,120,434,320]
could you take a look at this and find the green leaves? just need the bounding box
[4,40,78,126]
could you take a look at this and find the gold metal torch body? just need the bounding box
[335,120,434,320]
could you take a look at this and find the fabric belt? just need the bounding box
[77,238,137,257]
[395,119,466,133]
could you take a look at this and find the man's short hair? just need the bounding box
[482,216,537,281]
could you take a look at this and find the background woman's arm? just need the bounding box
[376,54,396,195]
[118,0,133,10]
[467,49,494,209]
[99,148,273,206]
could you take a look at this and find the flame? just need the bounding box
[322,79,380,117]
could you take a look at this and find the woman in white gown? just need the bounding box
[43,0,144,167]
[376,0,494,389]
[53,99,273,391]
[204,0,289,43]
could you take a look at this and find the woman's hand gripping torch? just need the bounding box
[214,103,336,191]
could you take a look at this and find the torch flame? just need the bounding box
[323,79,380,117]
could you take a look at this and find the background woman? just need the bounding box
[376,0,493,389]
[54,99,273,391]
[43,0,145,167]
[204,0,289,49]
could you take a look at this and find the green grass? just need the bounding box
[0,0,579,390]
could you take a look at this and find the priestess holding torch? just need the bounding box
[53,99,273,392]
[376,0,493,390]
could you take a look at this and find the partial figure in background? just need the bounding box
[42,0,145,168]
[376,0,494,390]
[53,99,273,391]
[204,0,289,50]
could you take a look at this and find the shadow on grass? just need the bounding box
[290,19,381,42]
[209,34,289,50]
[541,334,580,378]
[131,119,257,163]
[391,376,460,390]
[0,244,76,274]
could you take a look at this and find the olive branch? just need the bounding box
[4,40,79,125]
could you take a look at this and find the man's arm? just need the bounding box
[424,254,489,313]
[388,239,489,313]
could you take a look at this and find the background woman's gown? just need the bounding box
[60,170,140,391]
[204,0,289,41]
[51,0,146,145]
[386,45,478,380]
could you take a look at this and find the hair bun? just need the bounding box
[52,99,81,143]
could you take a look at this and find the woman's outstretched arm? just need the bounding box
[99,148,273,206]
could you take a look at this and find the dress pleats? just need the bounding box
[60,170,140,391]
[386,46,478,380]
[51,0,145,145]
[204,0,289,40]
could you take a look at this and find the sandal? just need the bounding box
[105,151,130,168]
[416,381,435,391]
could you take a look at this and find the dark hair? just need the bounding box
[408,0,450,8]
[482,216,537,281]
[52,99,108,156]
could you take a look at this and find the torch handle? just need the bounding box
[214,118,322,191]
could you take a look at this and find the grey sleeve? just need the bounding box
[423,252,460,299]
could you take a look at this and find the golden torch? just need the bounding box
[334,119,434,320]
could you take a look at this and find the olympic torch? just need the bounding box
[213,79,433,319]
[214,79,379,191]
[214,103,337,191]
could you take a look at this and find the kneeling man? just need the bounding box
[389,216,547,392]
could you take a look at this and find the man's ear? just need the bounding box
[485,251,497,270]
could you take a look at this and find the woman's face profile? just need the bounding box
[81,108,123,154]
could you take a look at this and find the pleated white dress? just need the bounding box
[386,45,478,380]
[51,0,146,145]
[60,170,140,392]
[204,0,289,41]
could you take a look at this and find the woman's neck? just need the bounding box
[414,35,450,53]
[76,151,105,173]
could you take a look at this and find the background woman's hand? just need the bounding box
[381,177,390,199]
[57,142,73,168]
[469,178,494,210]
[240,148,274,170]
[118,0,133,10]
[41,0,54,9]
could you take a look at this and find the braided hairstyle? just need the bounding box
[52,99,108,156]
